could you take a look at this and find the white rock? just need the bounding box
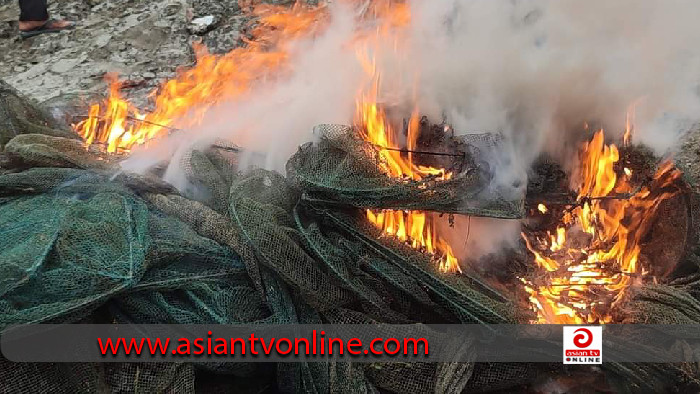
[49,55,87,74]
[94,34,111,48]
[193,15,215,25]
[18,63,48,80]
[188,15,217,35]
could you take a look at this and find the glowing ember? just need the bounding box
[522,129,682,324]
[538,204,548,214]
[74,3,328,152]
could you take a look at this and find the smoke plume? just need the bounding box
[122,0,700,262]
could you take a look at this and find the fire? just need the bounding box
[366,209,460,273]
[74,2,328,152]
[355,84,451,182]
[623,99,644,147]
[359,99,461,274]
[522,129,682,324]
[76,0,461,273]
[352,2,460,274]
[623,105,634,146]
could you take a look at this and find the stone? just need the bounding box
[49,56,86,74]
[18,63,48,80]
[187,15,218,35]
[40,73,64,90]
[0,21,14,39]
[191,0,240,19]
[94,34,111,48]
[203,24,241,54]
[153,20,172,28]
[164,3,182,17]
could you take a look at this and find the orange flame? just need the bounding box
[353,2,460,274]
[522,129,681,324]
[75,2,328,152]
[623,98,644,147]
[357,87,460,274]
[77,0,461,273]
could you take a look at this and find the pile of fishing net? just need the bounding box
[2,80,700,393]
[287,123,525,219]
[0,81,520,393]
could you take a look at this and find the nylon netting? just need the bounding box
[287,124,525,219]
[0,81,76,148]
[2,82,700,392]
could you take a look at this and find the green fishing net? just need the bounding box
[0,80,76,148]
[1,80,700,393]
[287,124,525,219]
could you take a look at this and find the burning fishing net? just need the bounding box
[3,0,700,392]
[288,124,524,218]
[521,130,685,324]
[0,79,526,392]
[72,3,330,154]
[4,71,700,391]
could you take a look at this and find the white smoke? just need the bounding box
[399,0,700,177]
[123,2,365,180]
[122,0,700,262]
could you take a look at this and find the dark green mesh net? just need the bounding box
[287,124,525,219]
[0,81,76,148]
[2,81,700,393]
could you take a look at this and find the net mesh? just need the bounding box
[0,80,76,148]
[1,82,700,392]
[287,124,525,218]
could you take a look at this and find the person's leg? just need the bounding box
[18,0,48,22]
[17,0,73,34]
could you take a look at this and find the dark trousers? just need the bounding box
[18,0,49,22]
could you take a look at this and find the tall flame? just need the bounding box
[75,2,328,152]
[76,0,461,273]
[522,129,682,324]
[353,2,460,274]
[357,91,460,274]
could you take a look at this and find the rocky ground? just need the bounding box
[0,0,290,107]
